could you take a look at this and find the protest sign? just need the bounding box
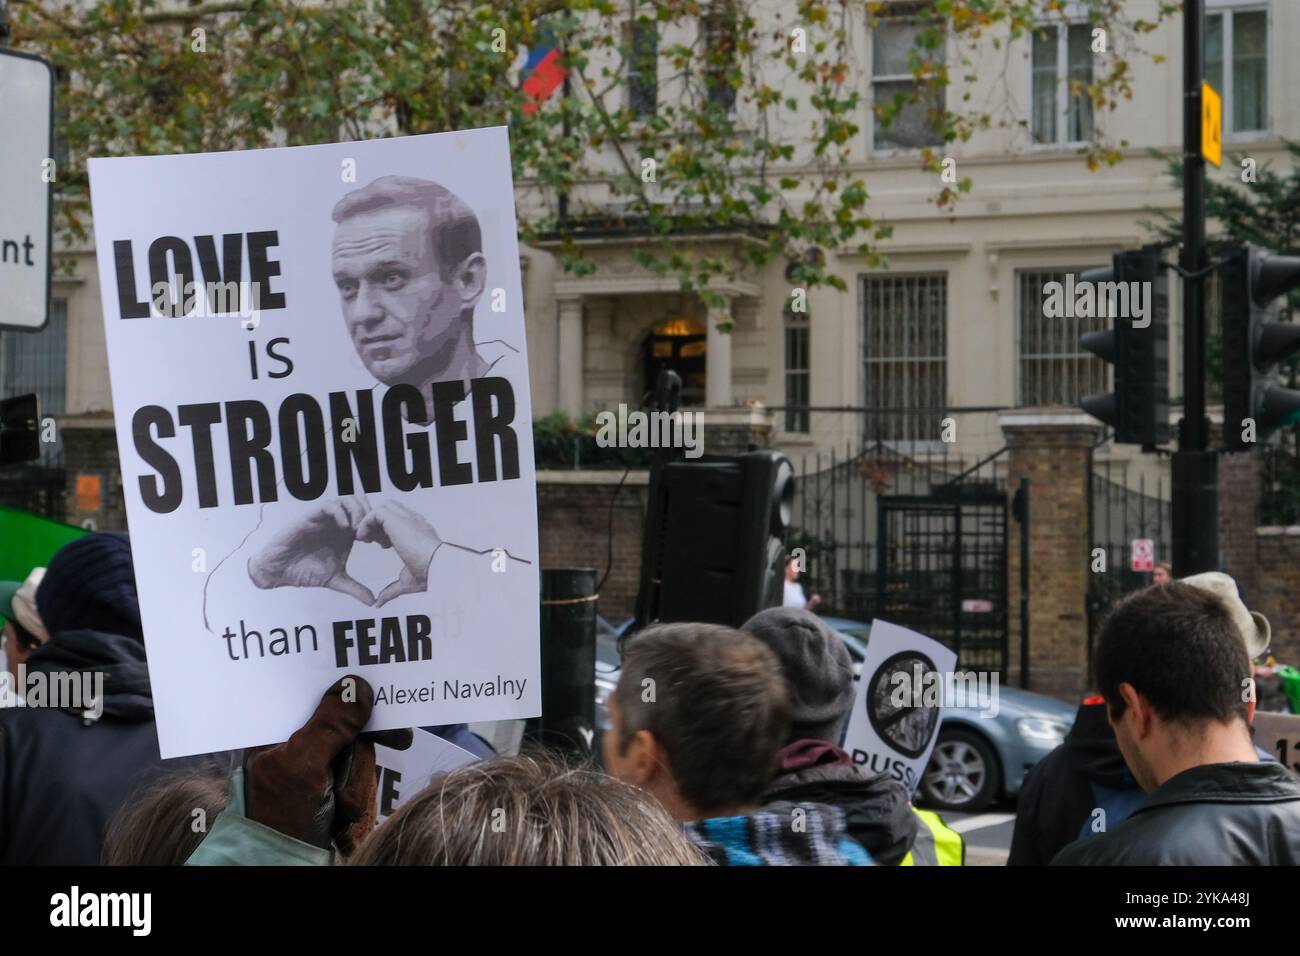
[1251,711,1300,778]
[375,728,481,825]
[88,128,540,757]
[842,620,958,794]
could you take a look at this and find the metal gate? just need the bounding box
[877,486,1008,672]
[790,436,1010,675]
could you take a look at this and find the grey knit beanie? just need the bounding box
[741,606,855,744]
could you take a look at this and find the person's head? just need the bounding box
[331,176,486,388]
[1152,562,1172,585]
[1095,583,1256,792]
[741,606,855,745]
[102,761,232,865]
[1178,571,1270,661]
[784,555,800,582]
[351,752,705,865]
[602,622,791,821]
[36,533,141,641]
[0,567,48,679]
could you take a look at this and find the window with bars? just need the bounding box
[1030,22,1094,145]
[871,13,945,151]
[784,306,810,433]
[0,299,67,464]
[627,12,659,119]
[1206,6,1269,136]
[861,273,947,440]
[1017,269,1109,406]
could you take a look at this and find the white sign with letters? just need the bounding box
[89,128,540,757]
[842,620,958,795]
[375,728,481,825]
[0,49,53,331]
[1252,711,1300,778]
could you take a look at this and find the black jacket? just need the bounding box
[763,739,918,865]
[1009,700,1144,866]
[0,629,225,865]
[1052,760,1300,865]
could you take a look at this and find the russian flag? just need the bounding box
[521,31,566,115]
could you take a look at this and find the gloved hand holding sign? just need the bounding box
[243,676,412,856]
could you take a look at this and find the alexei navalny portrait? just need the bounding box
[195,162,534,694]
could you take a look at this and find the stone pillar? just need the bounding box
[1000,409,1102,700]
[557,296,584,417]
[705,295,733,408]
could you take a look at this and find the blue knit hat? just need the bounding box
[36,532,143,641]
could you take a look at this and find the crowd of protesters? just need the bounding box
[1,531,1297,866]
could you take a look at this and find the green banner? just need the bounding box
[0,507,88,623]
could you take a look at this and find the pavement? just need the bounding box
[941,800,1017,866]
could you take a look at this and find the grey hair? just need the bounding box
[351,751,707,866]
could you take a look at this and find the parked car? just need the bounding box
[822,616,1076,813]
[593,614,1076,812]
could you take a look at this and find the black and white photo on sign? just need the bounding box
[89,128,541,758]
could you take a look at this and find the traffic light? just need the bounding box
[1079,247,1171,446]
[635,450,795,629]
[1221,244,1300,452]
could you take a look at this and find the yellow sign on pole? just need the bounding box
[1202,81,1222,167]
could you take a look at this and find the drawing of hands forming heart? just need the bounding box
[248,496,442,608]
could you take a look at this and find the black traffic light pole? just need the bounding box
[1172,0,1219,576]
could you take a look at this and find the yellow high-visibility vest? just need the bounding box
[900,808,964,866]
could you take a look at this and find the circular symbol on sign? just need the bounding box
[866,650,942,760]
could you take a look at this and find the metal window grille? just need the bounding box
[1016,269,1109,406]
[785,310,810,433]
[861,273,947,441]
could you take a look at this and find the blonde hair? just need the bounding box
[351,752,706,866]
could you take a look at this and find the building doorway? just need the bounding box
[640,317,706,406]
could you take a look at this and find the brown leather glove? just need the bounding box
[244,676,412,855]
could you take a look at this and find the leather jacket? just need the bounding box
[1051,760,1300,865]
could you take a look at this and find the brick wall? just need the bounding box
[1220,450,1300,665]
[537,471,649,625]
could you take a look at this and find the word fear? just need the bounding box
[333,615,433,667]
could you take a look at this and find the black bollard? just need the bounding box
[524,568,597,757]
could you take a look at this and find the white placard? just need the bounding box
[1130,538,1155,572]
[88,128,540,757]
[842,619,958,794]
[375,728,481,825]
[1252,711,1300,778]
[0,49,53,331]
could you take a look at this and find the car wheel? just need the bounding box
[919,728,1001,813]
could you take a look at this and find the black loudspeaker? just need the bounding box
[636,450,794,629]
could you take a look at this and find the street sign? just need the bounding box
[0,48,54,332]
[1251,712,1300,778]
[1201,80,1222,168]
[1130,537,1155,572]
